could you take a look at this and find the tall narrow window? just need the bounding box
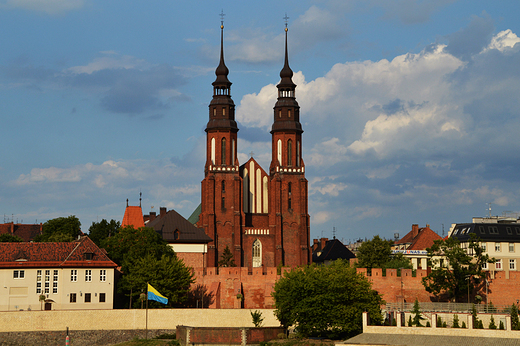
[53,270,58,294]
[45,270,50,294]
[297,141,300,167]
[288,197,292,209]
[222,196,225,209]
[222,107,226,116]
[71,270,77,282]
[211,138,216,165]
[277,140,282,165]
[222,180,226,192]
[287,140,293,166]
[252,239,262,268]
[221,138,226,165]
[288,109,291,118]
[85,270,92,282]
[231,139,235,165]
[100,269,106,282]
[36,270,42,294]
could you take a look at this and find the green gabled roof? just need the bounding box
[187,203,202,225]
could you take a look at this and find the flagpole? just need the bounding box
[145,282,149,340]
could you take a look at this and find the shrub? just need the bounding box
[437,316,442,327]
[452,314,460,328]
[408,316,412,327]
[426,321,431,327]
[442,321,447,328]
[500,321,505,330]
[461,321,467,329]
[489,315,497,329]
[251,310,264,327]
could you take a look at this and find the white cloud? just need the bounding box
[485,29,520,52]
[1,0,84,14]
[66,53,149,75]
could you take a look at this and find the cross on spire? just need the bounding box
[284,13,289,30]
[249,151,254,158]
[220,9,225,27]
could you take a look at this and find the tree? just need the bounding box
[355,235,412,273]
[511,304,520,330]
[411,298,424,327]
[118,253,194,308]
[0,234,23,242]
[218,245,236,267]
[88,219,120,247]
[251,310,264,327]
[35,216,81,242]
[452,314,460,328]
[421,234,494,302]
[272,260,383,339]
[489,315,497,329]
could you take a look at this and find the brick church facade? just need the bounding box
[197,23,311,269]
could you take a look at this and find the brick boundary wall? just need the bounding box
[191,266,520,308]
[177,326,285,346]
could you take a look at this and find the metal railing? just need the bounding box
[386,302,513,313]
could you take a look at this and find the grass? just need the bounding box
[114,337,179,346]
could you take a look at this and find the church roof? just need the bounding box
[187,204,202,225]
[0,223,42,242]
[146,208,212,244]
[0,236,117,268]
[121,205,145,229]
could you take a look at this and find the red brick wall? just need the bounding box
[177,252,204,269]
[191,266,520,309]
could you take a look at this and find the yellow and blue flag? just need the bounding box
[147,283,168,305]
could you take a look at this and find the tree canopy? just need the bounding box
[0,234,23,242]
[88,219,120,247]
[272,260,383,339]
[34,216,81,242]
[422,234,494,302]
[355,235,412,271]
[104,226,193,307]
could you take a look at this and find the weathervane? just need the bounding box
[249,151,254,158]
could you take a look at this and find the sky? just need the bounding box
[2,0,520,244]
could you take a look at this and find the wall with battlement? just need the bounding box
[191,266,520,308]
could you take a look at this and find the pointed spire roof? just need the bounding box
[212,22,231,89]
[278,25,296,90]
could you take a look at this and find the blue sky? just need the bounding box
[2,0,520,243]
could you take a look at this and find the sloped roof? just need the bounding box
[146,208,212,244]
[312,238,356,263]
[452,223,520,242]
[0,236,117,268]
[0,223,42,242]
[121,206,145,228]
[396,226,442,251]
[187,203,202,225]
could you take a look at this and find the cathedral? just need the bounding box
[197,21,311,269]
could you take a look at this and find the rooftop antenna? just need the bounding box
[126,199,129,207]
[333,226,336,240]
[442,224,444,237]
[139,190,142,207]
[488,202,492,218]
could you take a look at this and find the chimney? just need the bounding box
[412,224,419,238]
[160,207,167,218]
[10,222,14,234]
[149,212,156,222]
[320,237,328,250]
[312,239,319,251]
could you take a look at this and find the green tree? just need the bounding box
[452,314,460,328]
[272,260,383,339]
[251,310,264,327]
[489,315,497,329]
[355,236,412,273]
[0,234,23,242]
[511,304,520,330]
[411,298,424,326]
[421,234,494,302]
[218,245,236,267]
[35,216,81,242]
[118,253,194,308]
[88,219,120,247]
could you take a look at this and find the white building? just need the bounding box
[0,236,117,311]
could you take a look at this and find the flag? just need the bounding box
[147,283,168,305]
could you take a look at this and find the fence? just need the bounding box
[386,302,513,313]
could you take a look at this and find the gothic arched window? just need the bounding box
[252,239,262,268]
[287,139,293,166]
[221,138,226,165]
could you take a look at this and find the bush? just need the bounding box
[500,321,505,330]
[452,314,460,328]
[442,321,447,328]
[461,321,466,329]
[437,316,442,327]
[408,316,413,327]
[426,321,431,327]
[489,315,497,329]
[478,320,484,329]
[251,310,264,327]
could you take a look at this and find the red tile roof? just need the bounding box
[0,236,117,269]
[396,225,442,251]
[0,223,42,242]
[121,206,145,228]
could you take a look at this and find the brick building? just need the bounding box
[196,23,310,269]
[0,222,42,242]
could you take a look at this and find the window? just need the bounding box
[84,253,93,260]
[516,227,520,235]
[100,270,106,282]
[53,270,58,294]
[288,197,292,209]
[71,270,77,282]
[495,243,501,252]
[85,293,91,303]
[288,109,291,118]
[221,196,225,209]
[507,227,513,235]
[222,181,225,193]
[482,261,488,270]
[99,293,106,303]
[45,270,50,294]
[13,270,25,279]
[510,259,516,270]
[479,226,485,234]
[496,260,502,270]
[221,138,226,165]
[36,270,42,294]
[489,226,498,234]
[510,243,515,252]
[85,270,92,282]
[287,140,292,166]
[481,242,487,252]
[252,239,262,268]
[70,293,77,303]
[222,107,226,116]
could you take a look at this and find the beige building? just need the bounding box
[0,236,117,311]
[450,217,520,277]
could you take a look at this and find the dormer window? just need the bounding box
[174,230,180,240]
[84,253,93,261]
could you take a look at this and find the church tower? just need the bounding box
[200,20,243,267]
[269,23,311,267]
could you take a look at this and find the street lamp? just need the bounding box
[466,275,471,305]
